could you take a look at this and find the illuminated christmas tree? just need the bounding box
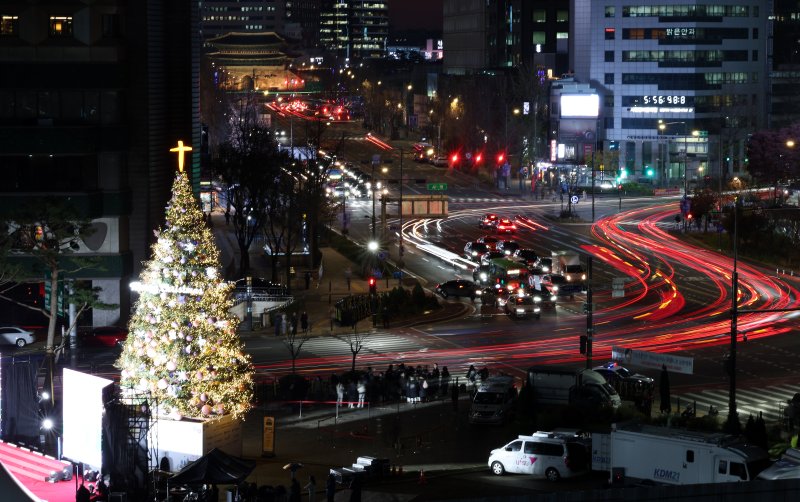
[116,146,253,420]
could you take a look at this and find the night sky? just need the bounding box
[390,0,443,32]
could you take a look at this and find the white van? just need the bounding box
[469,375,517,424]
[487,431,590,481]
[757,447,800,480]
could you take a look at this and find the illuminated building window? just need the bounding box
[49,15,73,37]
[1,15,19,36]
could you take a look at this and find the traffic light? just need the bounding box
[496,152,505,164]
[368,276,377,295]
[450,153,459,165]
[645,166,654,177]
[580,335,588,355]
[474,152,483,164]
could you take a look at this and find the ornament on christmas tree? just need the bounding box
[116,157,253,420]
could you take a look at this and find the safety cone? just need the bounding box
[418,468,427,484]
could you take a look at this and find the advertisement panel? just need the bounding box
[611,346,694,375]
[560,94,599,118]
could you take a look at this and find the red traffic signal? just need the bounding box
[496,152,505,164]
[368,277,377,294]
[474,152,483,164]
[450,153,459,164]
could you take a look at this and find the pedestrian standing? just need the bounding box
[224,210,230,225]
[659,364,671,414]
[274,314,282,337]
[289,478,301,502]
[325,473,336,502]
[304,271,312,290]
[336,382,344,407]
[281,313,288,336]
[304,475,316,502]
[300,311,309,334]
[344,267,352,290]
[357,379,366,408]
[290,313,298,336]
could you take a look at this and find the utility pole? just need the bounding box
[398,150,405,284]
[585,256,593,369]
[728,198,739,431]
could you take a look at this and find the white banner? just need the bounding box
[611,346,694,375]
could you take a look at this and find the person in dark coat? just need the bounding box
[348,474,362,502]
[76,483,91,502]
[326,473,337,502]
[300,311,309,334]
[659,364,671,414]
[289,478,301,502]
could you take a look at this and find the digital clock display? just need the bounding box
[643,95,687,105]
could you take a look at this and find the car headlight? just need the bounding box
[550,295,557,302]
[516,308,525,314]
[581,274,587,280]
[533,306,541,313]
[533,296,542,303]
[472,251,477,256]
[475,290,482,296]
[480,272,487,281]
[552,285,559,292]
[566,276,572,281]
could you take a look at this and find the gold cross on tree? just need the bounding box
[169,140,193,172]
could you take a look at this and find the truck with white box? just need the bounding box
[591,423,770,485]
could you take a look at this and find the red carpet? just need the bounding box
[0,441,76,502]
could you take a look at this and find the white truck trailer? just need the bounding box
[591,423,770,485]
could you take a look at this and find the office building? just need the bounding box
[570,0,771,186]
[0,1,201,326]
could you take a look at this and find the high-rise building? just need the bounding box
[570,0,771,185]
[443,0,570,76]
[319,0,389,61]
[200,1,285,41]
[0,1,201,327]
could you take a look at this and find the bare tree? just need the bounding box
[343,328,371,372]
[212,94,290,278]
[283,324,309,375]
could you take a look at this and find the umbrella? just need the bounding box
[283,462,303,480]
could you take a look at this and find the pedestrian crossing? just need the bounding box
[302,331,420,358]
[449,197,527,204]
[674,384,799,424]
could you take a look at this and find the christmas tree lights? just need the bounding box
[116,169,253,420]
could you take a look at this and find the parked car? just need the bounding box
[504,294,542,319]
[479,213,500,229]
[593,362,654,387]
[488,431,590,481]
[78,326,128,348]
[464,241,490,260]
[0,326,35,347]
[435,279,478,300]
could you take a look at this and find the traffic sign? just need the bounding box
[696,130,708,137]
[570,195,579,204]
[427,183,447,191]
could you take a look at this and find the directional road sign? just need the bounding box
[427,183,448,191]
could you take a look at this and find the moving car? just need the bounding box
[480,251,505,266]
[430,156,448,167]
[504,294,542,319]
[479,213,500,229]
[488,431,590,481]
[476,235,500,250]
[496,218,517,234]
[79,326,128,348]
[435,279,478,300]
[464,241,490,260]
[496,240,519,256]
[593,362,653,387]
[513,249,539,267]
[0,326,36,347]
